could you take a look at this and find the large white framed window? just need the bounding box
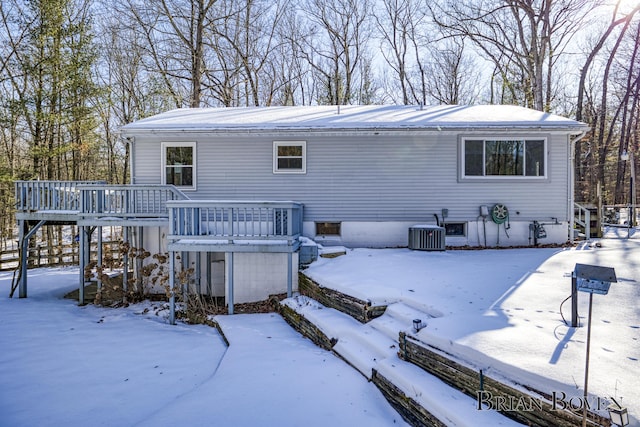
[162,142,196,189]
[273,141,306,174]
[462,137,547,179]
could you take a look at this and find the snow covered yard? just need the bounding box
[0,269,406,427]
[1,229,638,427]
[302,230,640,425]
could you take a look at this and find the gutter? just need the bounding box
[568,130,588,244]
[123,135,135,184]
[120,125,591,138]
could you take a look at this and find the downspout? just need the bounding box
[124,135,135,184]
[569,131,587,244]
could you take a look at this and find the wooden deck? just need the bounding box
[15,181,188,227]
[15,181,304,321]
[15,181,303,249]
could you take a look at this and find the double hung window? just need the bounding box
[273,141,306,174]
[162,142,196,189]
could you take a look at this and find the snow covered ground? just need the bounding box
[301,227,640,426]
[1,228,637,426]
[0,269,406,427]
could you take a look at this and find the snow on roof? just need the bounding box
[121,105,589,133]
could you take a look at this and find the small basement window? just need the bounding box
[444,222,466,236]
[273,141,306,174]
[316,222,341,236]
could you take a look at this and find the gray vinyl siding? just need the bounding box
[131,131,570,223]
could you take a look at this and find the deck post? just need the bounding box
[287,251,293,298]
[228,252,234,315]
[79,225,85,305]
[18,220,26,298]
[18,220,46,298]
[122,227,129,302]
[195,252,201,294]
[182,251,188,304]
[17,220,46,298]
[78,226,93,305]
[169,251,176,325]
[97,226,103,291]
[206,252,212,295]
[133,227,143,295]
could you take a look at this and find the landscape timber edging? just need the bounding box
[276,301,337,351]
[371,368,448,427]
[277,299,450,427]
[298,272,386,323]
[398,332,611,427]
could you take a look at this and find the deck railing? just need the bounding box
[79,185,188,220]
[15,182,303,243]
[15,180,106,212]
[167,200,303,242]
[574,202,591,240]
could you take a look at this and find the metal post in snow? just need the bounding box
[571,272,579,327]
[581,292,594,427]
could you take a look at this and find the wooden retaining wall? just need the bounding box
[278,301,439,427]
[398,332,610,427]
[372,369,448,427]
[279,281,611,427]
[276,301,337,351]
[298,273,386,323]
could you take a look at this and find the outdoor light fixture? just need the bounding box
[607,398,629,426]
[413,318,424,332]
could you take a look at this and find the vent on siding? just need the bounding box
[408,225,446,251]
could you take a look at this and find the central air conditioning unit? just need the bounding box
[408,225,446,251]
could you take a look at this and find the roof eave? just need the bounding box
[120,124,591,137]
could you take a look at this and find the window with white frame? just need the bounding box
[162,142,196,189]
[463,138,546,178]
[273,141,306,174]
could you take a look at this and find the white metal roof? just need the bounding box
[120,104,589,133]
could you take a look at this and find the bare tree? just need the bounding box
[123,0,228,108]
[423,39,481,105]
[207,0,286,106]
[574,2,640,203]
[429,0,597,111]
[301,0,374,105]
[375,0,426,105]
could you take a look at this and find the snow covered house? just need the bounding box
[14,105,589,317]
